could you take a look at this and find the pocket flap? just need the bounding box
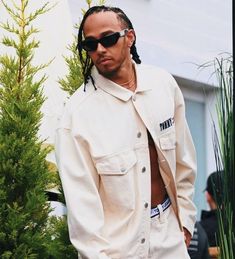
[95,150,137,175]
[159,132,176,150]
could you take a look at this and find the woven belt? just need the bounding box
[150,196,171,218]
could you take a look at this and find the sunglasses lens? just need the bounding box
[101,33,120,48]
[81,31,123,51]
[82,40,98,51]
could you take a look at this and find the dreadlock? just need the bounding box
[77,5,141,90]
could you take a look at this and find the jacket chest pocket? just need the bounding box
[158,130,176,174]
[95,150,137,211]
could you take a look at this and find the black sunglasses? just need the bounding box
[81,29,129,52]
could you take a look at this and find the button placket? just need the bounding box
[132,105,151,256]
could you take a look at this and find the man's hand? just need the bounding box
[183,227,192,247]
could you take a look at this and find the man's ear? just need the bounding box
[205,191,211,201]
[126,29,135,48]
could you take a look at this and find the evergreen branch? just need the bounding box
[14,40,40,65]
[25,2,55,25]
[26,59,54,78]
[21,0,29,13]
[81,8,87,15]
[18,54,33,72]
[1,36,18,49]
[98,0,106,4]
[28,74,48,89]
[1,0,22,25]
[25,39,40,50]
[0,55,18,74]
[86,0,92,5]
[24,26,40,39]
[11,0,22,12]
[0,21,19,34]
[1,106,18,123]
[74,23,80,30]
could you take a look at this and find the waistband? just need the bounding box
[150,196,171,218]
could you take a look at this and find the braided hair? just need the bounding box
[77,5,141,90]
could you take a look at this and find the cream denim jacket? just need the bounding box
[55,64,197,259]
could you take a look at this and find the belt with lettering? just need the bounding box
[150,196,171,218]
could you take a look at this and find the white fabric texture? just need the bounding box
[55,63,197,258]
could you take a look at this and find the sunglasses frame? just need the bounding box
[81,29,129,52]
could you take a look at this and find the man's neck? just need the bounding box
[107,60,136,92]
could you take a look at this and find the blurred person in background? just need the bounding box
[188,221,209,259]
[200,171,222,247]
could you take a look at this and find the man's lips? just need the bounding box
[97,57,112,64]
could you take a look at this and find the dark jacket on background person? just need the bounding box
[188,221,210,259]
[200,209,218,247]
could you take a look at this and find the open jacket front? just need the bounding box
[55,64,197,259]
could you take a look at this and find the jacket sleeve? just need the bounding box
[172,77,197,236]
[55,123,110,259]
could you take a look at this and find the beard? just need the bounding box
[96,63,122,79]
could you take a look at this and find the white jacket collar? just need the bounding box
[91,63,152,101]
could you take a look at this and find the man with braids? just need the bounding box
[55,5,197,259]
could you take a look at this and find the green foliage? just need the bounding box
[58,39,84,96]
[212,55,234,259]
[198,53,234,258]
[0,0,63,257]
[198,54,234,258]
[46,216,78,259]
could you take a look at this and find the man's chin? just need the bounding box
[97,66,117,78]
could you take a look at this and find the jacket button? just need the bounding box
[144,202,148,208]
[141,238,145,244]
[142,167,146,173]
[121,168,126,173]
[137,132,141,138]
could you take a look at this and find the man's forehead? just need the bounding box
[83,11,122,36]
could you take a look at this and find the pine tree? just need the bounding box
[58,35,84,96]
[0,0,60,257]
[43,159,77,258]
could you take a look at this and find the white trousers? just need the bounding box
[148,205,190,259]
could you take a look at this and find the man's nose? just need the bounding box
[96,42,106,52]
